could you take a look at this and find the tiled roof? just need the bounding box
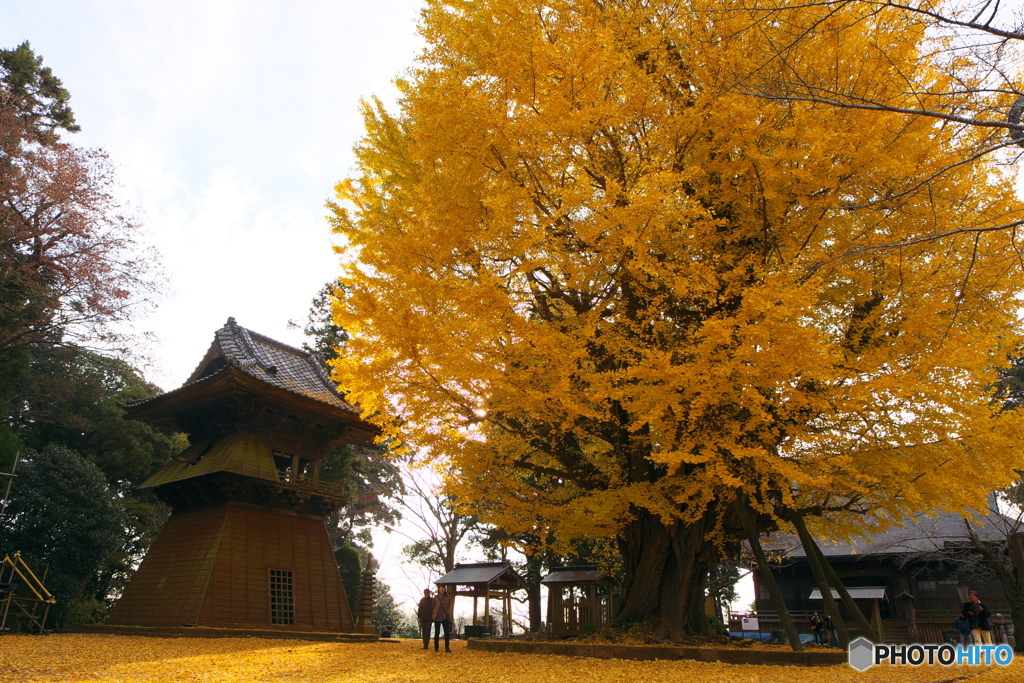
[541,566,620,585]
[435,562,528,589]
[145,317,360,415]
[139,431,281,488]
[767,505,1014,558]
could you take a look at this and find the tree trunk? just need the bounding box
[616,507,716,640]
[809,536,879,641]
[969,526,1024,653]
[1008,533,1024,653]
[527,581,542,632]
[524,552,544,632]
[792,512,849,647]
[734,498,804,651]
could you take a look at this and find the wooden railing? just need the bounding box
[730,610,1015,645]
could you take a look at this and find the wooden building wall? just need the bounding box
[110,502,354,631]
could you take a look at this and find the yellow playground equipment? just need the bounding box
[0,551,56,634]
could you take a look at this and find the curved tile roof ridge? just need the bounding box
[231,320,339,390]
[221,318,357,412]
[128,317,359,414]
[123,362,231,408]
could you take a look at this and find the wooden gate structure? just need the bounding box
[541,566,619,637]
[436,561,527,637]
[109,318,378,632]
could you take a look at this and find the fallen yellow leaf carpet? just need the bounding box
[0,635,1021,683]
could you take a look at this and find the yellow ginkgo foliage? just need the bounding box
[330,0,1024,638]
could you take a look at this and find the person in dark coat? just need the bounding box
[432,585,455,652]
[962,591,992,645]
[809,612,823,644]
[417,588,434,649]
[954,614,974,646]
[823,612,838,648]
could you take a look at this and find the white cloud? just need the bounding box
[1,0,424,388]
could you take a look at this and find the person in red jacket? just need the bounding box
[417,588,434,650]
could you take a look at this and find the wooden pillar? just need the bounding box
[548,587,558,634]
[808,535,880,642]
[588,583,595,630]
[505,591,511,636]
[473,595,478,625]
[872,600,884,642]
[484,587,490,635]
[312,460,321,482]
[290,454,300,481]
[904,596,918,643]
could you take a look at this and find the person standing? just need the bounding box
[823,612,838,648]
[809,612,823,645]
[417,588,434,650]
[432,585,454,652]
[954,614,974,647]
[962,591,993,645]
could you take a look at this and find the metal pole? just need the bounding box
[0,591,11,631]
[0,452,21,520]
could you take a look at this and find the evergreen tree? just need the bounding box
[0,445,125,628]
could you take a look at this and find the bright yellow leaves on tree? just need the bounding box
[329,0,1024,620]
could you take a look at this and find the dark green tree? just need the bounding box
[372,581,417,638]
[0,445,125,628]
[0,40,78,152]
[0,43,176,630]
[1,43,162,471]
[11,345,185,485]
[295,281,349,362]
[321,443,403,549]
[334,543,363,612]
[293,281,404,551]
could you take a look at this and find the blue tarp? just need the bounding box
[729,632,772,642]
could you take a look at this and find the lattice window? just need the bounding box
[269,569,294,625]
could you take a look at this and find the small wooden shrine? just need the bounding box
[541,566,619,637]
[109,318,378,631]
[436,561,527,637]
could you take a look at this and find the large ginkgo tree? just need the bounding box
[329,0,1024,638]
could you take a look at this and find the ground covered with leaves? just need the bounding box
[553,622,780,648]
[0,634,1021,682]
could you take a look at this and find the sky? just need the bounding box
[0,0,445,612]
[0,0,761,620]
[1,0,424,387]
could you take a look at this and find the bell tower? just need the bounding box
[109,318,377,631]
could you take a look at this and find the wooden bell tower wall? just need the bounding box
[110,501,354,631]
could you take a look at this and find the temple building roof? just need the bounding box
[128,318,376,513]
[435,562,528,590]
[540,565,620,586]
[766,505,1014,559]
[139,432,280,489]
[125,318,377,445]
[133,316,360,415]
